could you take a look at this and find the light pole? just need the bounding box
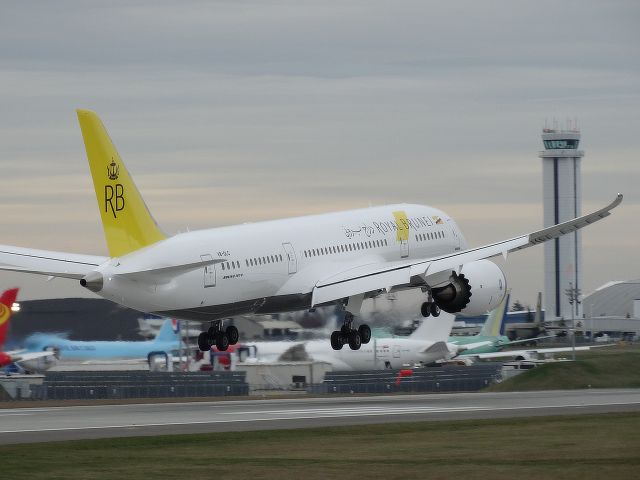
[565,282,582,361]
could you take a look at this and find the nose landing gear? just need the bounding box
[197,321,239,351]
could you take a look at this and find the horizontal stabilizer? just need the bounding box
[421,341,451,357]
[0,245,107,280]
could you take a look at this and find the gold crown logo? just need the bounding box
[107,158,119,180]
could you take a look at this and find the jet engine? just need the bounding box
[431,260,506,316]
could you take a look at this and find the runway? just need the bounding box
[1,389,639,444]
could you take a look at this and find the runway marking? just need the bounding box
[0,401,638,435]
[223,405,489,415]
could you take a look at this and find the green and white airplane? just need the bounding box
[449,291,520,356]
[450,292,597,361]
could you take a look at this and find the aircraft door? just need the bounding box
[393,345,401,359]
[446,218,461,250]
[400,239,409,258]
[282,243,297,274]
[201,254,216,287]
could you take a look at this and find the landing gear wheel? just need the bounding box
[421,302,431,317]
[226,325,239,345]
[348,330,362,350]
[430,303,441,317]
[198,332,211,351]
[215,332,229,351]
[330,331,344,350]
[358,324,372,344]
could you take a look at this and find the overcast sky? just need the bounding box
[0,1,638,309]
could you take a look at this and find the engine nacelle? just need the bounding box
[431,259,506,316]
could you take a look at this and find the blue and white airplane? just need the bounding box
[23,319,180,361]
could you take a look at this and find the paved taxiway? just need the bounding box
[1,389,638,444]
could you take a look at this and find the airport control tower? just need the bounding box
[539,125,584,320]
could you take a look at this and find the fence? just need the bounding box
[29,370,249,400]
[321,363,502,394]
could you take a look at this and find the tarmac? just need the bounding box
[0,388,638,444]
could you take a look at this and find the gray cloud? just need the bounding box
[0,1,638,305]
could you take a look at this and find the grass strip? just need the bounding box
[1,412,639,480]
[487,344,640,391]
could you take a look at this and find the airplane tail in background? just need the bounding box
[154,319,180,343]
[0,288,18,348]
[410,312,455,342]
[76,109,166,258]
[479,290,510,337]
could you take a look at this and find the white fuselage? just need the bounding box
[246,337,456,371]
[94,204,467,321]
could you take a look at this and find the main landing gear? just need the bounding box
[420,301,440,318]
[198,321,239,352]
[330,311,372,351]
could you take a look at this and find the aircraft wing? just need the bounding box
[312,194,622,306]
[7,349,57,362]
[0,245,108,280]
[456,335,557,353]
[465,346,597,360]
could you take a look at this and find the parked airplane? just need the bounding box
[451,292,607,361]
[23,318,180,361]
[448,290,529,355]
[0,288,57,372]
[0,110,622,353]
[244,312,457,370]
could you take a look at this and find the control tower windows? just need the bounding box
[543,139,579,149]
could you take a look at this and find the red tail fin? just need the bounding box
[0,288,19,348]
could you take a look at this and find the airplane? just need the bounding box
[451,292,609,361]
[0,110,623,353]
[446,290,550,356]
[23,318,181,361]
[259,311,457,370]
[0,288,57,372]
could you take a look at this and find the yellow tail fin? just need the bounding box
[77,109,166,257]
